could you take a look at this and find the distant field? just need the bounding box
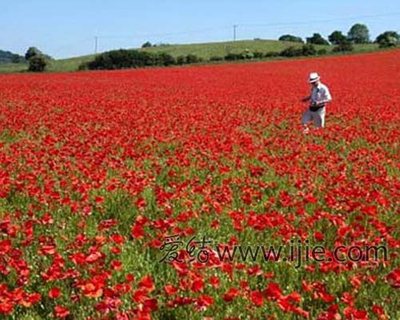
[0,40,380,73]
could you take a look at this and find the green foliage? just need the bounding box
[264,51,280,57]
[25,46,52,70]
[176,55,187,65]
[253,51,264,59]
[86,50,134,69]
[11,55,25,63]
[157,52,176,66]
[186,54,202,64]
[280,46,303,57]
[332,41,354,52]
[28,55,47,72]
[279,34,304,43]
[328,31,347,45]
[242,50,254,59]
[224,50,258,61]
[348,23,370,44]
[280,44,317,57]
[82,49,201,70]
[209,56,224,62]
[25,47,43,60]
[175,54,203,65]
[375,31,400,48]
[301,44,317,56]
[306,33,330,45]
[317,49,328,55]
[141,41,152,48]
[224,53,244,61]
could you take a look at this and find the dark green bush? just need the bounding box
[332,41,354,52]
[176,55,187,65]
[209,56,223,62]
[264,51,280,58]
[280,46,303,57]
[301,44,317,56]
[84,49,179,70]
[253,51,264,59]
[186,54,201,64]
[224,53,242,61]
[156,52,176,66]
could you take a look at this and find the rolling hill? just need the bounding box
[0,40,380,73]
[0,49,25,64]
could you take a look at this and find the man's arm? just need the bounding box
[320,86,332,104]
[301,95,311,102]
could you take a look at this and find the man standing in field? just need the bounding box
[301,72,332,133]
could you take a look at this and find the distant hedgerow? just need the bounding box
[81,50,208,70]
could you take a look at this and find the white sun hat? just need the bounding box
[309,72,320,83]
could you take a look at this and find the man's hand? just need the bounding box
[315,101,327,107]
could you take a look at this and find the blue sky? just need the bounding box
[1,0,399,59]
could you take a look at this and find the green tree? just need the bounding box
[25,47,43,60]
[375,31,400,48]
[306,33,329,45]
[279,34,304,43]
[348,23,370,43]
[28,55,47,72]
[141,41,152,48]
[328,31,347,45]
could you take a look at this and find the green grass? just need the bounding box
[0,40,381,74]
[140,39,309,59]
[46,54,96,72]
[0,62,29,73]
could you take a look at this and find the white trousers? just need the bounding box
[302,107,326,128]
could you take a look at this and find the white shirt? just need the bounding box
[311,83,332,105]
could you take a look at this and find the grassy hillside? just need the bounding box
[0,40,380,74]
[140,39,308,58]
[0,49,25,64]
[141,40,378,59]
[47,55,96,72]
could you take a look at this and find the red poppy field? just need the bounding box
[0,50,399,319]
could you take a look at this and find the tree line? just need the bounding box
[278,23,399,48]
